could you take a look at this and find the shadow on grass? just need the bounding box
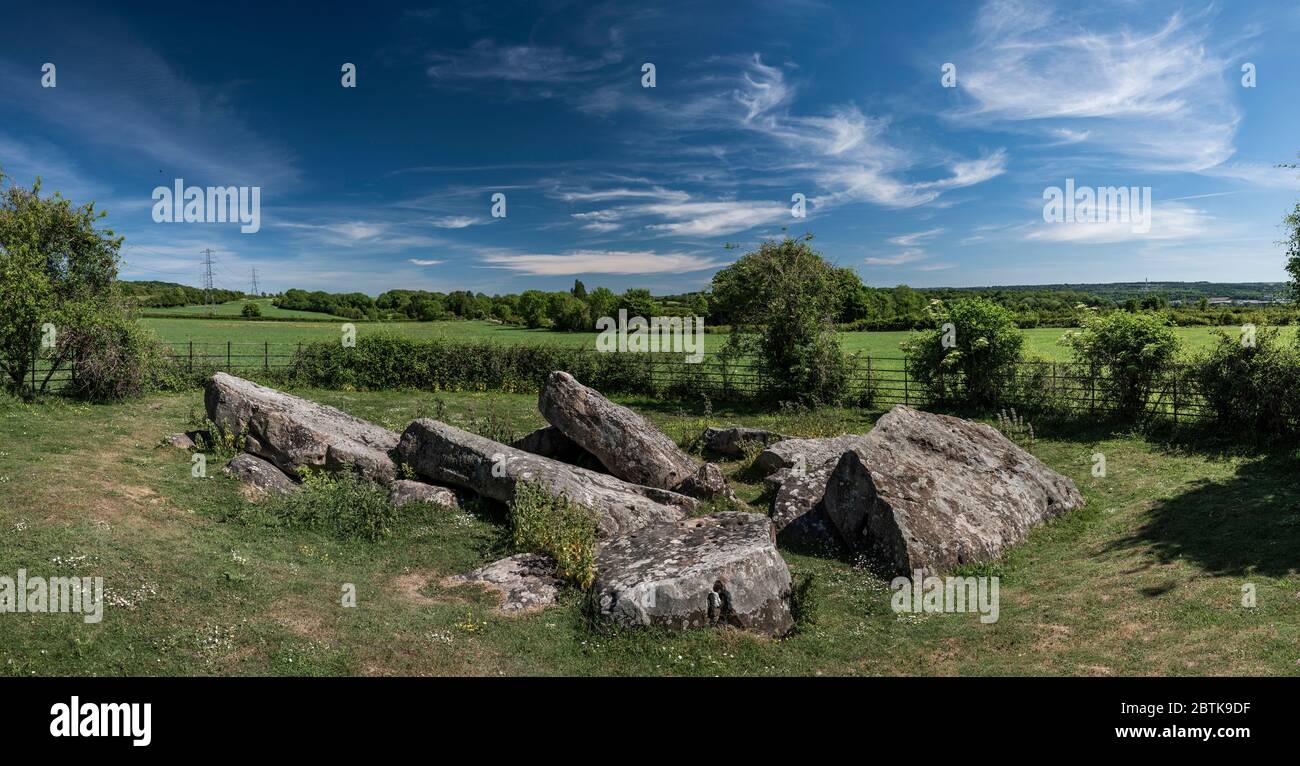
[1109,451,1300,578]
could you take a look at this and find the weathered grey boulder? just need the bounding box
[823,405,1085,574]
[388,479,459,509]
[397,418,695,539]
[539,371,729,500]
[766,464,845,554]
[224,453,298,497]
[592,512,794,637]
[700,426,786,457]
[445,553,562,614]
[752,433,869,478]
[205,373,399,485]
[511,425,605,472]
[165,430,211,450]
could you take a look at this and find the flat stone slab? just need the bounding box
[592,512,794,637]
[224,453,298,497]
[388,479,459,509]
[700,426,786,457]
[205,373,399,485]
[752,433,869,478]
[823,405,1086,574]
[446,553,563,614]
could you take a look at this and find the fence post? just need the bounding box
[1172,370,1179,424]
[904,364,910,406]
[31,347,37,395]
[227,341,231,371]
[188,341,194,374]
[265,341,270,372]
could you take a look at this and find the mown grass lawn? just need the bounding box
[142,298,339,320]
[1,388,1296,676]
[139,316,1292,362]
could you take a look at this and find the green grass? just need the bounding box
[140,316,1290,361]
[142,298,340,321]
[1,387,1296,676]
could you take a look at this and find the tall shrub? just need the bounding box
[902,298,1024,407]
[1060,311,1180,419]
[1190,326,1300,439]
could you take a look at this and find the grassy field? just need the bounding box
[142,298,340,321]
[1,387,1296,676]
[140,314,1293,362]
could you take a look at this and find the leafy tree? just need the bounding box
[586,286,616,322]
[241,301,262,318]
[710,235,847,404]
[518,290,551,329]
[0,172,122,394]
[1284,201,1300,299]
[571,279,587,299]
[616,288,657,319]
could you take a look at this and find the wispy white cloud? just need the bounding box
[480,249,728,275]
[409,258,443,266]
[1025,203,1207,244]
[888,228,945,247]
[958,1,1239,172]
[865,249,927,266]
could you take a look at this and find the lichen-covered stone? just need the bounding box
[823,405,1085,574]
[699,426,786,457]
[205,373,399,484]
[539,371,730,500]
[593,512,794,637]
[446,553,562,614]
[397,418,694,539]
[223,453,297,497]
[388,479,459,509]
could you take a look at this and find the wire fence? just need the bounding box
[22,341,1211,422]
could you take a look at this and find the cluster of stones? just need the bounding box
[180,371,1084,638]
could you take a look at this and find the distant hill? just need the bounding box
[118,280,247,308]
[928,282,1289,303]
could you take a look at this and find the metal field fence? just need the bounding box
[646,353,1209,422]
[19,340,1210,422]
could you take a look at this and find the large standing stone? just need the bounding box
[592,512,794,637]
[765,464,845,554]
[699,426,786,457]
[223,453,298,497]
[823,405,1085,574]
[397,418,695,539]
[538,371,729,500]
[445,553,563,614]
[205,373,399,484]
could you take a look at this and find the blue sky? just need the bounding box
[2,0,1298,296]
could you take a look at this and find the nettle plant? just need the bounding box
[903,298,1024,407]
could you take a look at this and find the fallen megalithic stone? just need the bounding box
[445,553,563,614]
[592,512,794,637]
[223,453,298,498]
[510,425,605,472]
[765,462,845,555]
[822,405,1085,574]
[397,418,696,538]
[751,433,869,478]
[205,373,399,485]
[388,479,459,509]
[538,371,730,500]
[699,425,787,457]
